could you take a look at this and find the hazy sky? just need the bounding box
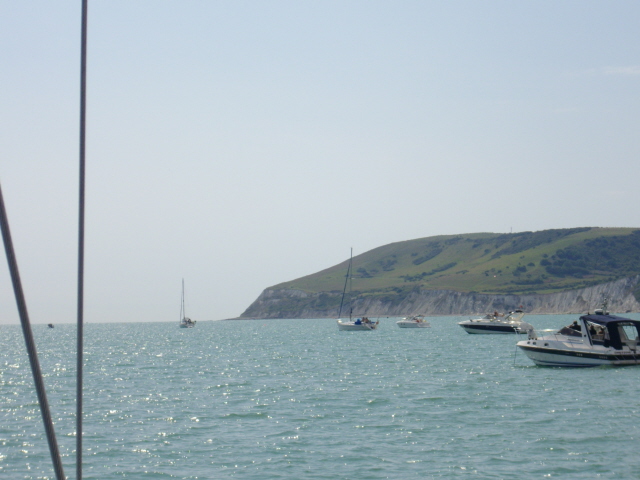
[1,1,639,324]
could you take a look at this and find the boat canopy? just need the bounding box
[580,314,640,350]
[579,314,640,325]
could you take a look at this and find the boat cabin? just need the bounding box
[575,313,640,350]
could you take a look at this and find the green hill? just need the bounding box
[273,227,640,298]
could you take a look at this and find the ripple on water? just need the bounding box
[1,316,640,479]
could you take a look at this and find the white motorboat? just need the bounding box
[337,317,379,331]
[179,279,196,328]
[458,309,532,334]
[396,315,431,328]
[517,305,640,367]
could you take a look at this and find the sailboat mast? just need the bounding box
[76,1,88,479]
[337,248,353,319]
[348,248,353,320]
[181,278,185,319]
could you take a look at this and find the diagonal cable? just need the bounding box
[0,182,66,480]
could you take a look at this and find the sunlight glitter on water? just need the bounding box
[1,314,640,479]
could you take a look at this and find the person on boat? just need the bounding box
[363,317,370,324]
[570,320,581,332]
[354,318,362,325]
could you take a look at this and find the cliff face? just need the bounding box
[241,275,640,318]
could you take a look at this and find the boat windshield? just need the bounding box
[558,323,582,337]
[584,321,606,340]
[619,324,640,343]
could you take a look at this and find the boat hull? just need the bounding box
[180,317,196,328]
[337,320,377,331]
[517,343,640,367]
[396,321,430,328]
[459,322,524,334]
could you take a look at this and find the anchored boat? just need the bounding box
[458,309,532,334]
[337,316,379,331]
[336,248,379,331]
[396,315,431,328]
[517,302,640,367]
[179,279,196,328]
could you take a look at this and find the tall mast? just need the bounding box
[181,278,185,319]
[76,1,89,479]
[348,248,353,320]
[337,248,352,319]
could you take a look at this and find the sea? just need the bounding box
[2,314,640,480]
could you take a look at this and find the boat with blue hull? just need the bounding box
[517,304,640,367]
[458,309,532,334]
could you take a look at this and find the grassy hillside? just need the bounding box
[273,228,640,297]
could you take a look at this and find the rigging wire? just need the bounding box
[0,2,88,478]
[77,1,88,478]
[0,184,66,480]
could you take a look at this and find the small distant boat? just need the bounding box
[337,316,379,331]
[336,249,378,331]
[458,309,532,334]
[396,315,430,328]
[179,279,196,328]
[47,324,54,329]
[517,300,640,367]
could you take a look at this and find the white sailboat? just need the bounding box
[179,279,196,328]
[336,249,379,331]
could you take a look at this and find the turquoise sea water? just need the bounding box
[2,314,640,479]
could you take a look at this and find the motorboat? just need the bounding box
[458,309,532,334]
[517,303,640,367]
[337,317,379,331]
[396,315,431,328]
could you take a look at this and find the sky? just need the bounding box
[1,1,640,325]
